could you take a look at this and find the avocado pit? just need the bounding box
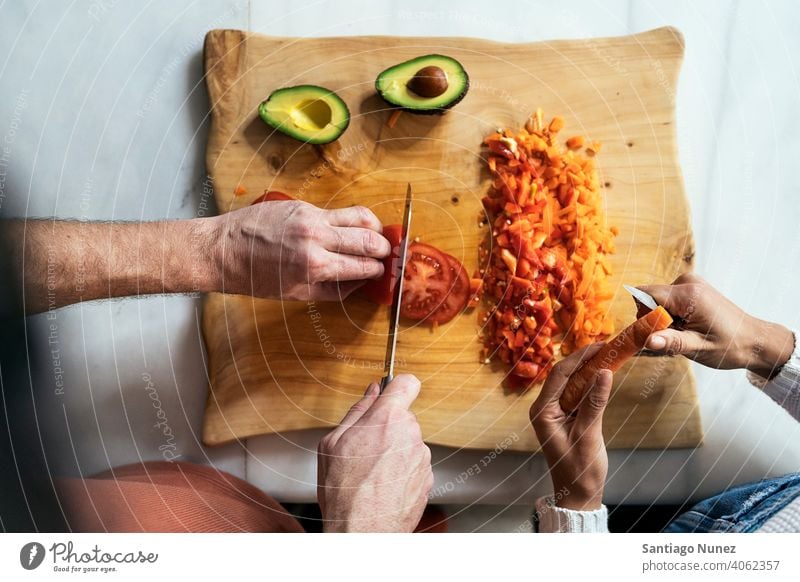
[407,66,448,98]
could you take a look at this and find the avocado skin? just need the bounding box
[258,85,350,145]
[375,55,470,115]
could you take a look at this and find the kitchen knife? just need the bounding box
[623,284,658,311]
[379,183,413,393]
[623,283,684,329]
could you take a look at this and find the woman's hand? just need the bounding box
[317,375,434,532]
[207,201,391,301]
[530,344,612,511]
[639,273,794,379]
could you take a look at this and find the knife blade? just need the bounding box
[623,284,658,311]
[379,183,413,393]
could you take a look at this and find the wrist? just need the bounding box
[553,483,604,511]
[556,496,604,512]
[187,217,224,294]
[744,320,794,379]
[321,508,357,533]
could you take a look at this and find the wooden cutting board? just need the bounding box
[201,27,702,451]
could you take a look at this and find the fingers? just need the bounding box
[574,369,613,433]
[532,343,604,414]
[325,206,383,232]
[645,328,709,357]
[638,278,703,321]
[317,252,385,282]
[325,382,381,445]
[636,284,677,312]
[323,226,391,259]
[375,374,421,410]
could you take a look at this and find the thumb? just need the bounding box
[375,374,421,410]
[645,328,707,357]
[575,369,613,431]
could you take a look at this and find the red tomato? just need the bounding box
[400,243,470,325]
[360,224,403,306]
[400,243,453,323]
[507,374,534,392]
[513,360,541,379]
[251,190,293,204]
[436,254,471,323]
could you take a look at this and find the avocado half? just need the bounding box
[375,54,469,114]
[258,85,350,145]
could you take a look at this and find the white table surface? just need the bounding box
[2,0,799,507]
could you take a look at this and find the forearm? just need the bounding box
[2,218,221,314]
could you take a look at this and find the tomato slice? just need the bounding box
[399,243,452,322]
[435,254,470,324]
[360,224,403,306]
[399,243,470,325]
[251,190,293,204]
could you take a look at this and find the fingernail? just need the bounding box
[365,383,379,396]
[648,335,666,350]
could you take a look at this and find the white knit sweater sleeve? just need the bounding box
[747,329,800,421]
[534,495,609,533]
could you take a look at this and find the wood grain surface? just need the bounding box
[201,27,702,451]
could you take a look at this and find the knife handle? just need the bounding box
[379,374,393,394]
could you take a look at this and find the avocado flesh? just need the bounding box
[376,54,469,112]
[259,85,350,145]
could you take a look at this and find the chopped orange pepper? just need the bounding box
[478,111,618,391]
[387,109,403,129]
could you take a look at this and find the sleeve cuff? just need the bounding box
[534,495,609,533]
[747,329,800,421]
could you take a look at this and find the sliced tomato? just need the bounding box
[399,243,453,323]
[360,224,403,306]
[436,254,471,323]
[399,243,470,325]
[251,190,293,204]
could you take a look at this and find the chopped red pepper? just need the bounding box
[477,111,618,392]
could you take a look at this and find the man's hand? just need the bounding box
[639,273,794,379]
[211,201,391,301]
[530,344,612,511]
[317,375,433,532]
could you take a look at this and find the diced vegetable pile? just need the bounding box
[478,109,618,390]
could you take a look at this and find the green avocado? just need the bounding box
[375,54,469,114]
[258,85,350,144]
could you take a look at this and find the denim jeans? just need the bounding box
[664,472,800,533]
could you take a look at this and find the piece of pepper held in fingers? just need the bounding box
[559,306,674,413]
